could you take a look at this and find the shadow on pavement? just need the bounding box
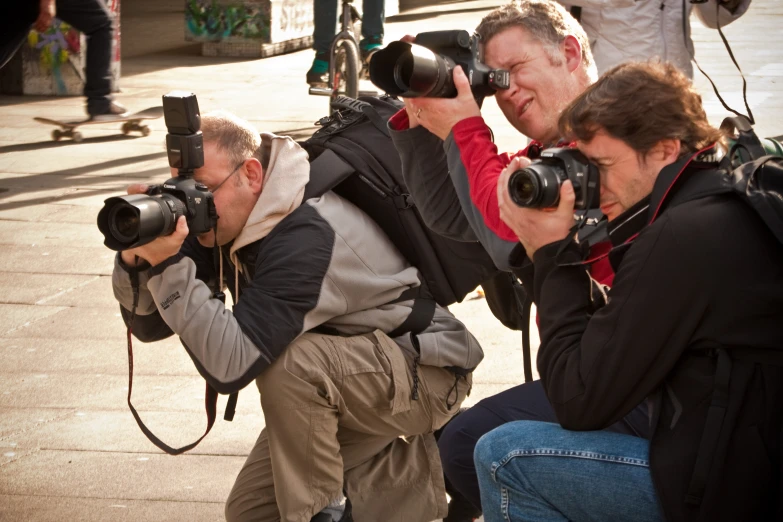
[0,134,145,154]
[0,152,170,212]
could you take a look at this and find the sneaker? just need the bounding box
[307,55,330,86]
[90,101,128,120]
[359,36,383,64]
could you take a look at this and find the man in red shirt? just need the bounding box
[387,2,647,520]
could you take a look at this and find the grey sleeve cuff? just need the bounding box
[112,252,158,315]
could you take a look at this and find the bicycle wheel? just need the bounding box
[331,40,360,107]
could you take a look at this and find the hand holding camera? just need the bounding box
[405,66,482,140]
[498,155,578,258]
[370,30,511,140]
[97,92,217,253]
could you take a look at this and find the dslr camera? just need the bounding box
[507,148,600,210]
[97,91,217,251]
[368,30,510,100]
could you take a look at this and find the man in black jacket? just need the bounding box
[473,61,783,522]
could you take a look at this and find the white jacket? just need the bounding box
[560,0,752,78]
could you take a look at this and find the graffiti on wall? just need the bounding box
[186,0,271,41]
[22,0,120,96]
[27,20,81,94]
[279,0,312,37]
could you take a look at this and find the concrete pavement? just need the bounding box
[0,1,781,520]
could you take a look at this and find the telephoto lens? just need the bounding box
[97,191,186,251]
[369,40,456,98]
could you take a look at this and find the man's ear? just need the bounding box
[244,158,264,195]
[562,35,582,73]
[651,138,682,164]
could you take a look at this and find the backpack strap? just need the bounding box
[384,286,436,338]
[331,95,391,137]
[686,348,732,506]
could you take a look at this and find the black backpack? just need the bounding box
[301,95,502,335]
[663,116,783,509]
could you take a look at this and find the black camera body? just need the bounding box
[97,92,218,252]
[507,148,600,210]
[368,30,510,100]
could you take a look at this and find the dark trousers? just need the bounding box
[57,0,115,114]
[438,379,650,511]
[312,0,384,56]
[0,4,37,70]
[0,0,114,114]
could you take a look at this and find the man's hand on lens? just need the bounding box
[120,217,189,268]
[119,184,189,268]
[408,66,481,140]
[498,157,576,259]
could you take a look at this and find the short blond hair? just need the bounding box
[476,0,594,72]
[200,110,271,169]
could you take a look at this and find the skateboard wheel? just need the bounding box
[52,129,62,141]
[72,132,84,143]
[121,122,131,135]
[141,126,151,137]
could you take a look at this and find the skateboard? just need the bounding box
[34,106,164,142]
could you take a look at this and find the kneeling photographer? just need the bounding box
[475,61,783,521]
[372,3,651,519]
[104,94,482,522]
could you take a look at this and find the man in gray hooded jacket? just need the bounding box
[111,110,482,522]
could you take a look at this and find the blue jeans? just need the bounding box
[438,380,650,511]
[474,421,665,522]
[312,0,384,56]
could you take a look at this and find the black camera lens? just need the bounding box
[97,193,184,251]
[508,164,566,208]
[108,204,141,243]
[369,41,455,98]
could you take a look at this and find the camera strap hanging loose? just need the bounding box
[683,0,754,124]
[125,264,220,455]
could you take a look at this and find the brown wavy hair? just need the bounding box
[558,61,725,157]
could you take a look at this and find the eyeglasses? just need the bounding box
[212,159,246,193]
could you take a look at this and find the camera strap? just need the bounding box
[125,261,219,455]
[683,0,754,124]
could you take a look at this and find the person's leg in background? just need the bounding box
[437,380,650,519]
[55,0,125,117]
[474,421,664,522]
[307,0,338,85]
[0,2,38,71]
[359,0,384,62]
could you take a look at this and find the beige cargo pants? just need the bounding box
[225,330,471,522]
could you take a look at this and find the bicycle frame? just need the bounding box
[326,0,360,92]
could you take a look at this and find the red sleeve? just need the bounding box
[451,116,530,242]
[389,109,410,131]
